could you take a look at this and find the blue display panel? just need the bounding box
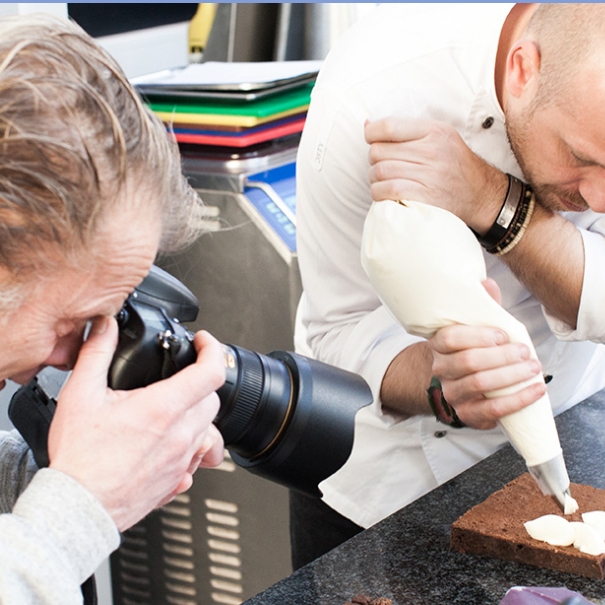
[244,162,297,253]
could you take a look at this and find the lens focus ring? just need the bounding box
[217,349,264,444]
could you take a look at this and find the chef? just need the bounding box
[290,3,605,570]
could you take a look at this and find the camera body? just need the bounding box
[109,297,197,390]
[109,265,200,389]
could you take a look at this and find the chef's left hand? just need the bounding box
[364,116,508,235]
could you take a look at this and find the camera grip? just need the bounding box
[8,378,56,468]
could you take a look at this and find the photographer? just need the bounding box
[292,3,605,568]
[0,13,224,603]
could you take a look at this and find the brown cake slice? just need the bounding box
[451,473,605,578]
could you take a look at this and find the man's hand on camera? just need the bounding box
[364,116,508,235]
[47,316,225,532]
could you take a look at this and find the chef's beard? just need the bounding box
[505,114,589,214]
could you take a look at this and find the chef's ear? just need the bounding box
[506,39,541,101]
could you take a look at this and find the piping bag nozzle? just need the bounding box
[528,452,578,514]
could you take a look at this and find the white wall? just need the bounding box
[0,3,67,17]
[0,3,189,79]
[97,21,189,78]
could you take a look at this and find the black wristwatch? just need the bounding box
[426,377,466,428]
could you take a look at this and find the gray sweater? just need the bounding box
[0,430,120,604]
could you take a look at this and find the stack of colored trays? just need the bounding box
[133,61,321,150]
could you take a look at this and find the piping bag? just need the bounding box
[361,199,577,513]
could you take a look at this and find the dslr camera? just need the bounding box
[10,266,372,496]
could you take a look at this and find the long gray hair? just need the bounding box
[0,13,205,308]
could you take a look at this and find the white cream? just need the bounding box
[360,200,561,467]
[565,493,580,515]
[525,513,605,556]
[582,510,605,540]
[524,515,576,546]
[571,522,605,555]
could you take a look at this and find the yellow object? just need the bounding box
[188,3,217,63]
[153,105,309,128]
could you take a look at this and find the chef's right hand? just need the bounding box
[48,316,225,531]
[427,279,547,430]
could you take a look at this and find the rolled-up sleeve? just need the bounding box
[543,212,605,343]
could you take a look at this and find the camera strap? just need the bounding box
[9,378,98,605]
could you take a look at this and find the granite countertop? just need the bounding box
[244,391,605,605]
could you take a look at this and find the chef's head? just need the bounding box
[504,3,605,214]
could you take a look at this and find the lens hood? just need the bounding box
[223,349,371,497]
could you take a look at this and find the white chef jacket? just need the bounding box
[295,3,605,529]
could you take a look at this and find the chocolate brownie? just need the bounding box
[451,473,605,578]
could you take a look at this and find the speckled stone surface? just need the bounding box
[243,391,605,605]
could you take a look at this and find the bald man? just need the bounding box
[291,3,605,568]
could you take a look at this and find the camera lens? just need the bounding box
[216,345,294,459]
[214,345,371,496]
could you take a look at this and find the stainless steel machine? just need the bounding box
[110,141,301,605]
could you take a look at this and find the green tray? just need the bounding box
[148,82,313,118]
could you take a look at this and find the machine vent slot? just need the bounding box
[205,498,243,604]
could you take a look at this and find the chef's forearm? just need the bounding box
[456,172,583,329]
[380,342,434,418]
[498,203,583,329]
